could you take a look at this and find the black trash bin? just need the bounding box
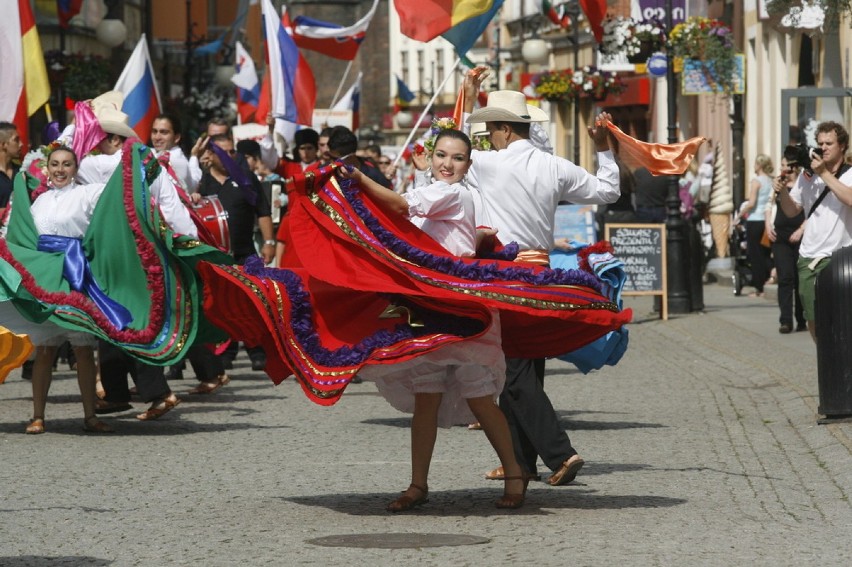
[815,246,852,421]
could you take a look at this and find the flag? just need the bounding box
[579,0,607,42]
[394,75,415,113]
[232,41,261,124]
[332,72,362,130]
[542,0,569,28]
[289,0,379,61]
[57,0,84,28]
[441,0,503,56]
[0,0,51,151]
[114,35,162,140]
[451,68,488,127]
[261,0,316,127]
[395,0,495,42]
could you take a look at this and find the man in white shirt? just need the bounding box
[464,74,620,486]
[150,114,202,192]
[76,91,191,421]
[778,121,852,341]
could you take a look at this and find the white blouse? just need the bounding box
[78,150,197,237]
[404,178,476,257]
[31,182,106,238]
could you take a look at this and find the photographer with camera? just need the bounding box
[777,121,852,341]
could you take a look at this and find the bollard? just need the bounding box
[815,245,852,422]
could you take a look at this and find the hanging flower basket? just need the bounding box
[601,16,666,62]
[534,67,626,103]
[668,16,738,95]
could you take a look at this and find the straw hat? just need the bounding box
[91,91,138,139]
[467,90,549,124]
[469,122,488,137]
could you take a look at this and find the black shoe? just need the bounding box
[779,324,792,334]
[796,323,808,332]
[165,366,184,380]
[21,360,33,381]
[250,356,266,371]
[350,375,363,384]
[222,358,234,370]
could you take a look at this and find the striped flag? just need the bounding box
[290,0,379,61]
[332,72,362,130]
[395,0,494,42]
[440,0,504,57]
[231,41,261,124]
[393,75,415,112]
[261,0,316,127]
[114,35,162,140]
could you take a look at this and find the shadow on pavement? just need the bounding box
[0,418,289,436]
[0,557,112,567]
[281,486,686,517]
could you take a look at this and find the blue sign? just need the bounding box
[647,53,668,77]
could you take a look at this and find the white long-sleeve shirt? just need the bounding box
[404,177,477,257]
[467,139,620,250]
[77,150,198,237]
[157,145,202,193]
[31,181,105,238]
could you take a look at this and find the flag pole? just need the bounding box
[329,60,353,110]
[392,57,461,169]
[44,103,53,123]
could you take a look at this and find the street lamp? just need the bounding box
[664,0,691,313]
[563,1,581,164]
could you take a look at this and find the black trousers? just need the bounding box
[99,341,169,404]
[746,220,772,293]
[498,357,576,474]
[186,345,225,382]
[773,238,806,327]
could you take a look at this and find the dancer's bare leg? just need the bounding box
[467,395,525,496]
[73,346,98,420]
[30,346,57,420]
[410,392,442,490]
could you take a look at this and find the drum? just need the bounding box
[191,195,230,252]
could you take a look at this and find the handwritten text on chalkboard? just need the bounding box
[608,225,665,293]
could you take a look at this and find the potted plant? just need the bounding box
[668,16,738,94]
[601,16,666,63]
[574,66,627,100]
[44,50,112,102]
[533,70,579,102]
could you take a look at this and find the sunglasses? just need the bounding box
[378,160,391,165]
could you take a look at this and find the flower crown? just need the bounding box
[423,117,458,154]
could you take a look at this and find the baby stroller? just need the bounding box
[730,213,752,296]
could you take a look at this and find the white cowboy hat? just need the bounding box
[91,91,138,139]
[467,90,549,124]
[469,122,488,137]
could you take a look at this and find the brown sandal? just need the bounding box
[485,465,540,482]
[386,483,429,513]
[83,417,114,433]
[25,418,45,435]
[136,395,181,421]
[188,374,230,395]
[496,475,529,509]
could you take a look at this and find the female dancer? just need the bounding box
[337,129,526,511]
[20,146,112,433]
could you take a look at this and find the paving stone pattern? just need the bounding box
[0,284,850,566]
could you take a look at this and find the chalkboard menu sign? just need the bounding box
[605,223,668,320]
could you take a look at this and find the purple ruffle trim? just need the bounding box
[244,257,484,370]
[335,178,603,292]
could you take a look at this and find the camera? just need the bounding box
[784,143,823,173]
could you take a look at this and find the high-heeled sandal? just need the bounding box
[496,475,529,509]
[25,418,45,435]
[386,483,429,513]
[82,416,114,433]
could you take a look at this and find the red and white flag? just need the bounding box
[288,0,379,60]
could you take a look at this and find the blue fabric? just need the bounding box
[36,235,133,330]
[550,242,630,373]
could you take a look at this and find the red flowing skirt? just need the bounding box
[200,165,632,405]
